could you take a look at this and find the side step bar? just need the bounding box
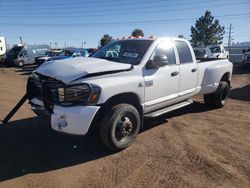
[144,99,193,118]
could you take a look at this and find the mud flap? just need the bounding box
[1,93,28,124]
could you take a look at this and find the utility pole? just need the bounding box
[227,24,233,54]
[19,36,23,45]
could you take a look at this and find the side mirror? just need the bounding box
[154,55,168,67]
[145,60,157,69]
[145,55,168,69]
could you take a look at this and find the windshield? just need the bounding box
[45,51,54,56]
[92,40,153,65]
[209,46,221,53]
[58,50,74,57]
[7,46,23,58]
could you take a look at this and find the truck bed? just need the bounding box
[196,58,228,63]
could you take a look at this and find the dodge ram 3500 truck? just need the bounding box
[26,37,233,151]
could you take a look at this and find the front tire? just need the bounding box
[100,104,141,151]
[203,81,229,108]
[17,60,24,67]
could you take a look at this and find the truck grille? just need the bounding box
[27,73,64,113]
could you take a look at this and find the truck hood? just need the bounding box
[35,57,132,84]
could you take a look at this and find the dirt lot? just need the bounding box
[0,64,249,188]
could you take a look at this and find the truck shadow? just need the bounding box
[0,101,212,182]
[142,101,213,132]
[0,117,113,182]
[229,84,250,102]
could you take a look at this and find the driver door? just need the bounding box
[143,40,180,113]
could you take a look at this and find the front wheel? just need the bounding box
[100,104,141,151]
[204,81,229,108]
[17,60,24,67]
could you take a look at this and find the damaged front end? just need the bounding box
[27,72,63,118]
[26,72,101,135]
[27,72,101,118]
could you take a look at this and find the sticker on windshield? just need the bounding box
[123,52,139,58]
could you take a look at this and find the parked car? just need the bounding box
[46,48,90,61]
[241,52,250,69]
[26,37,232,151]
[36,49,62,66]
[4,44,49,67]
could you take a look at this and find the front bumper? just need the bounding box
[30,98,100,135]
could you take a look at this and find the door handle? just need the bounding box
[171,71,179,76]
[191,68,197,72]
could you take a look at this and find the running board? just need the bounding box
[144,99,193,118]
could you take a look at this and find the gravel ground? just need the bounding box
[0,64,249,188]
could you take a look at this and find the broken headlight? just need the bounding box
[57,84,101,105]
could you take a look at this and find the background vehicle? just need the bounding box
[38,48,91,65]
[0,37,7,56]
[25,38,233,151]
[36,49,62,66]
[194,45,229,59]
[241,52,250,69]
[193,47,209,59]
[208,45,229,58]
[4,44,49,67]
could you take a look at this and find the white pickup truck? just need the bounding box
[26,37,233,150]
[194,45,229,59]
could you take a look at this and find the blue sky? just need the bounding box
[0,0,249,48]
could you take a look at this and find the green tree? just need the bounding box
[99,34,113,47]
[190,11,225,47]
[131,29,144,37]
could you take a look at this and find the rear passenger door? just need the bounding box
[175,40,198,96]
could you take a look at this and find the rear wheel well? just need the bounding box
[220,72,230,87]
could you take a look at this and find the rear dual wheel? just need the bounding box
[204,81,229,108]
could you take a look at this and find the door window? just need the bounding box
[151,41,176,65]
[21,50,27,57]
[175,41,193,64]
